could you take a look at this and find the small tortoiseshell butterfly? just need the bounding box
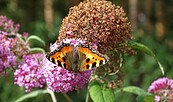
[46,42,109,74]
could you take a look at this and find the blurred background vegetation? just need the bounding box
[0,0,173,102]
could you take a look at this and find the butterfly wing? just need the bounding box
[46,43,109,74]
[77,46,109,72]
[46,44,74,71]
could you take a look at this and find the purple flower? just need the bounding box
[43,57,91,93]
[0,16,20,33]
[0,31,16,73]
[148,77,173,102]
[0,16,30,58]
[22,32,28,38]
[14,53,46,92]
[50,38,86,52]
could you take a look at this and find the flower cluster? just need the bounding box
[0,15,43,92]
[148,77,173,102]
[0,31,16,73]
[0,15,30,74]
[51,38,86,52]
[43,38,91,93]
[0,16,20,33]
[14,53,46,92]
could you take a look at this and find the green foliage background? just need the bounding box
[0,0,173,102]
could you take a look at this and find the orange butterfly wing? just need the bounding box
[77,47,108,71]
[46,45,73,70]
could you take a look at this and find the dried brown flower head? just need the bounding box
[58,0,133,53]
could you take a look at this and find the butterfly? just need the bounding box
[46,42,109,74]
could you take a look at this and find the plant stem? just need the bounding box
[62,93,73,102]
[47,88,57,102]
[85,85,90,102]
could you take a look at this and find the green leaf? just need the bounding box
[102,87,114,102]
[114,86,147,96]
[89,81,104,102]
[129,42,155,57]
[144,95,154,102]
[137,95,145,102]
[114,86,154,102]
[129,41,164,75]
[137,94,154,102]
[15,89,48,102]
[89,81,115,102]
[29,47,45,54]
[26,35,45,46]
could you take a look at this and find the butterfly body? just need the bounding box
[46,42,109,74]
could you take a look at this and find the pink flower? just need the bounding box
[148,77,173,102]
[0,31,17,73]
[14,53,46,92]
[0,16,20,33]
[50,38,86,52]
